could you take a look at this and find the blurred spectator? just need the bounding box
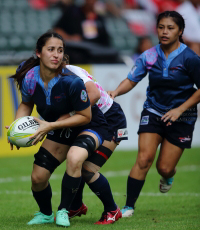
[177,0,200,55]
[150,0,183,15]
[123,0,140,9]
[131,36,153,62]
[28,0,59,9]
[121,8,156,36]
[53,0,110,46]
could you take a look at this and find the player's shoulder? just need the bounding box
[183,46,198,58]
[138,45,158,65]
[25,65,39,80]
[61,68,84,86]
[182,46,200,64]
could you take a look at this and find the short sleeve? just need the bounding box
[69,77,91,111]
[21,78,32,102]
[186,55,200,88]
[67,65,92,84]
[127,53,147,83]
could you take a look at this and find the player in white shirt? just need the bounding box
[65,65,128,224]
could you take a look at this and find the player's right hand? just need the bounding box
[5,126,20,150]
[107,90,118,99]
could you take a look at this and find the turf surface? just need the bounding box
[0,147,200,230]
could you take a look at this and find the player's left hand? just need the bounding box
[30,117,52,145]
[5,126,20,150]
[161,108,183,126]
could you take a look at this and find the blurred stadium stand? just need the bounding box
[0,0,158,65]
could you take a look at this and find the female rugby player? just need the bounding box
[108,11,200,217]
[7,31,121,227]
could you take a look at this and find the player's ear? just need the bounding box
[36,50,41,59]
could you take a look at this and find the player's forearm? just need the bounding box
[15,102,34,120]
[115,78,137,96]
[178,89,200,113]
[50,111,91,130]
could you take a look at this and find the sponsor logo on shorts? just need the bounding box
[80,90,88,102]
[48,130,54,135]
[117,128,128,138]
[179,136,191,142]
[140,115,149,125]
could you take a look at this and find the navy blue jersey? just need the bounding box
[22,66,90,122]
[21,66,108,133]
[128,43,200,124]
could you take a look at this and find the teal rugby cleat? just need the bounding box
[27,211,54,225]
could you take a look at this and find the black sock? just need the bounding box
[70,178,85,210]
[32,183,52,216]
[126,176,145,208]
[58,172,81,211]
[88,173,117,212]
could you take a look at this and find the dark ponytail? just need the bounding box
[157,11,185,43]
[10,30,69,89]
[10,57,40,89]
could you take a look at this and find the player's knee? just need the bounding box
[31,172,47,185]
[137,151,154,170]
[67,151,83,172]
[156,164,173,177]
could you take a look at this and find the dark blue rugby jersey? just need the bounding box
[21,65,91,122]
[128,43,200,124]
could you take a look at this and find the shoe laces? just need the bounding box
[60,209,69,220]
[34,212,42,217]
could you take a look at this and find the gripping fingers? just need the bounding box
[31,133,45,145]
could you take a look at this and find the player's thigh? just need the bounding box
[102,140,117,152]
[157,138,184,171]
[42,138,70,163]
[137,133,163,164]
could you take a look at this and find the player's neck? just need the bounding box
[161,41,180,59]
[39,64,56,86]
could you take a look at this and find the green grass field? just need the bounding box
[0,148,200,230]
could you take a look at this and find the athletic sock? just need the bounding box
[32,183,52,216]
[58,172,81,211]
[88,173,117,212]
[126,176,145,208]
[70,178,85,210]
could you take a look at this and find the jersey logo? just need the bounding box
[170,64,183,73]
[117,128,128,138]
[140,115,149,125]
[81,90,88,102]
[54,93,66,102]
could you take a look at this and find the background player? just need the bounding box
[108,11,200,217]
[54,64,128,224]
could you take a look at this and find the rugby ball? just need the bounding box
[7,116,39,147]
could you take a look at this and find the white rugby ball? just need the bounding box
[7,116,39,147]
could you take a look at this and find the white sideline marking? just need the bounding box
[0,165,200,184]
[0,190,199,197]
